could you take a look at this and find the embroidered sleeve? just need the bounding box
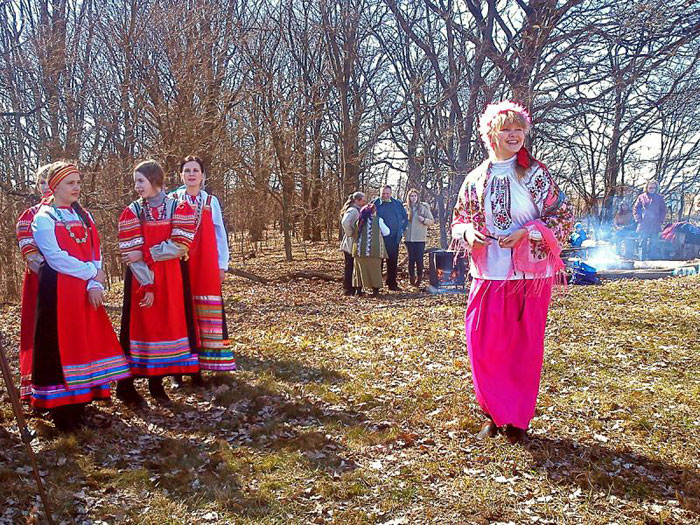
[16,206,41,259]
[171,200,196,250]
[528,165,574,246]
[118,205,144,255]
[450,173,486,251]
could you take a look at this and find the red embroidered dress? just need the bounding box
[16,203,43,400]
[30,205,131,409]
[118,197,199,376]
[171,188,235,371]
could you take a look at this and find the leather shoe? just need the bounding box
[505,425,528,444]
[476,420,498,440]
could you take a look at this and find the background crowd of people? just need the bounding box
[571,180,670,260]
[339,184,434,297]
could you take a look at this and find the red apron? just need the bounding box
[187,196,235,371]
[124,204,199,376]
[16,204,41,400]
[31,211,131,409]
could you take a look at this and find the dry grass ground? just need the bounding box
[0,241,698,524]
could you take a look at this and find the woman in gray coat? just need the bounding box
[403,189,434,286]
[340,192,366,295]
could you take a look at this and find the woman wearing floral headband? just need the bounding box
[451,101,573,444]
[29,162,131,431]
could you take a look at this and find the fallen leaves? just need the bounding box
[0,244,698,523]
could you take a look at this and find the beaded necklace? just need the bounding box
[52,205,89,244]
[142,195,167,222]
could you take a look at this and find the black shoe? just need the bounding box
[343,289,353,296]
[171,374,184,389]
[191,372,205,388]
[388,284,401,292]
[52,405,84,433]
[504,425,528,445]
[148,377,172,406]
[409,276,416,286]
[116,378,147,408]
[370,288,380,298]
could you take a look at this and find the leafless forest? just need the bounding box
[1,0,699,300]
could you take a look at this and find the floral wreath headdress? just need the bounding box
[478,100,532,168]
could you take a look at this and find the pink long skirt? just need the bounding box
[464,277,553,429]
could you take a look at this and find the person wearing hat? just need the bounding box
[569,222,587,247]
[451,101,573,444]
[28,162,131,431]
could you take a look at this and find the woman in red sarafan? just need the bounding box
[170,155,236,389]
[116,159,199,406]
[29,162,131,432]
[15,163,53,402]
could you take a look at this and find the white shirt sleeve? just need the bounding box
[211,196,230,271]
[32,211,98,282]
[378,217,390,236]
[86,211,104,290]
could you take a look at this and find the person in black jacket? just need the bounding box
[373,185,408,290]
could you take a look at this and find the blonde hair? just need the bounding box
[487,110,531,180]
[35,163,54,194]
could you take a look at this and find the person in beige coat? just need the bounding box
[340,192,366,295]
[403,189,435,286]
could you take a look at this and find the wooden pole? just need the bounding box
[0,332,55,525]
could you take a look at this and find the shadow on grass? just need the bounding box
[527,435,700,514]
[236,353,347,385]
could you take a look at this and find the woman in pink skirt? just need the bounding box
[451,101,574,444]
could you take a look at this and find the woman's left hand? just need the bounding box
[219,269,226,283]
[498,228,528,249]
[88,289,104,309]
[122,250,143,264]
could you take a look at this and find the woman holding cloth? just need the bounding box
[451,101,573,443]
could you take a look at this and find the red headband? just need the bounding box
[48,164,79,191]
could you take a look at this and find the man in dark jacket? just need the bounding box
[633,180,667,260]
[374,185,408,290]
